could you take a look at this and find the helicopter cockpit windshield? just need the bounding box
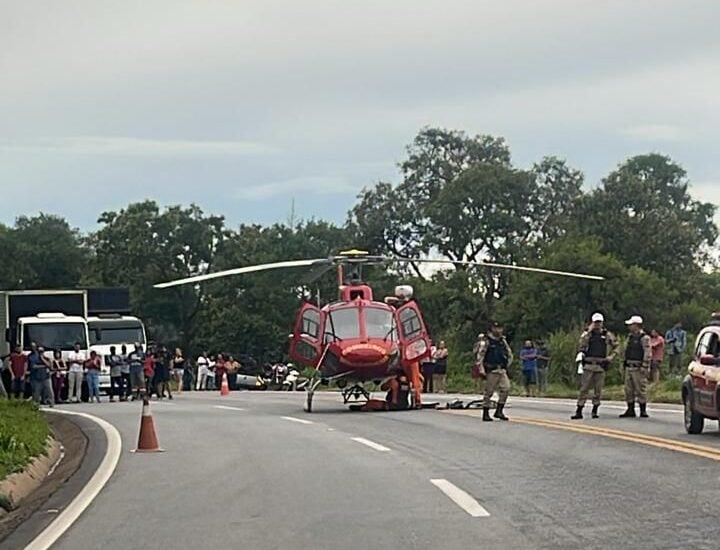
[365,308,397,341]
[325,308,361,342]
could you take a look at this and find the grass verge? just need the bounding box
[0,400,50,482]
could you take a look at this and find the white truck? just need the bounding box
[88,314,147,389]
[0,288,146,395]
[1,290,90,360]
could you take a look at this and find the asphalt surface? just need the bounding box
[20,391,720,550]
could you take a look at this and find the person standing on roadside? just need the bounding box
[620,315,652,419]
[475,322,513,422]
[67,342,86,403]
[172,348,185,394]
[196,351,210,390]
[85,351,102,403]
[572,313,618,420]
[536,340,551,397]
[144,349,156,397]
[8,346,28,399]
[120,344,131,401]
[50,349,67,403]
[520,340,538,397]
[29,346,54,406]
[214,353,227,391]
[108,345,123,402]
[154,345,172,400]
[665,323,687,376]
[128,343,145,400]
[649,329,665,384]
[433,341,449,394]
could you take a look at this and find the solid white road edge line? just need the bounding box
[351,437,391,452]
[281,416,314,425]
[26,409,123,550]
[213,405,246,411]
[430,479,491,518]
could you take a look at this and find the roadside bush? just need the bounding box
[0,400,50,481]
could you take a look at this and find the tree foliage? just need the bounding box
[0,127,717,368]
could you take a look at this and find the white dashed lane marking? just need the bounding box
[430,479,491,518]
[351,437,391,452]
[214,405,246,412]
[281,416,314,425]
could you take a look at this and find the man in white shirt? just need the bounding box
[67,342,87,403]
[196,351,210,391]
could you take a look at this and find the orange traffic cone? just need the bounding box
[220,372,230,396]
[132,394,163,453]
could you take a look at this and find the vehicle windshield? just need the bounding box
[89,321,146,346]
[325,308,361,341]
[365,307,396,340]
[23,322,88,351]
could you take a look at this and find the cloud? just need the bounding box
[233,176,357,200]
[0,137,276,157]
[621,125,689,142]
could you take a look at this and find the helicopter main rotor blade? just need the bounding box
[384,258,605,281]
[154,258,329,289]
[300,260,337,285]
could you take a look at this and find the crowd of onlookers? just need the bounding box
[0,342,254,405]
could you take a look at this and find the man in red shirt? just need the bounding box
[9,346,28,399]
[649,329,665,384]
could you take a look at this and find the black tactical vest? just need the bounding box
[484,337,509,368]
[625,332,645,362]
[587,330,608,358]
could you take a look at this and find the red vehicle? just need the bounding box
[682,323,720,434]
[155,249,603,412]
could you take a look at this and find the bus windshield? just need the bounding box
[89,321,146,346]
[23,322,88,351]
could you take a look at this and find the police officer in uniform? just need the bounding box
[475,322,513,422]
[571,312,619,419]
[620,315,652,418]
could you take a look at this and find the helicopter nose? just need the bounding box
[341,343,388,364]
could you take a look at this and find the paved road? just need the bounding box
[32,392,720,550]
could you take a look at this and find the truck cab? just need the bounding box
[88,314,147,390]
[15,312,90,359]
[682,324,720,434]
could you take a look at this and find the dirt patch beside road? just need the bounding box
[0,415,87,544]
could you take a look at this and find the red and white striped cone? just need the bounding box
[132,393,163,453]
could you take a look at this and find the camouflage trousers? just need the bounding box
[624,366,649,405]
[577,364,606,407]
[483,369,510,408]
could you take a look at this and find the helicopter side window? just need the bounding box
[399,307,422,339]
[301,309,321,340]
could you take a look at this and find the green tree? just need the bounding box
[89,201,227,350]
[6,214,84,289]
[575,154,717,278]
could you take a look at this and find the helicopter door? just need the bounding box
[396,302,431,365]
[289,303,322,367]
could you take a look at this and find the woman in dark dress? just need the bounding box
[154,346,173,400]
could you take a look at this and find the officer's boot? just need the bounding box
[639,403,649,418]
[591,404,600,419]
[619,402,636,418]
[570,406,583,420]
[482,407,493,422]
[494,403,509,421]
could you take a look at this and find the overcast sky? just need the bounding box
[1,0,719,232]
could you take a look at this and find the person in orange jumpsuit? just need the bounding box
[403,360,423,408]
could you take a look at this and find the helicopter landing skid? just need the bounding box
[341,384,371,405]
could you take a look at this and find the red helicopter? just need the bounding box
[154,249,604,412]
